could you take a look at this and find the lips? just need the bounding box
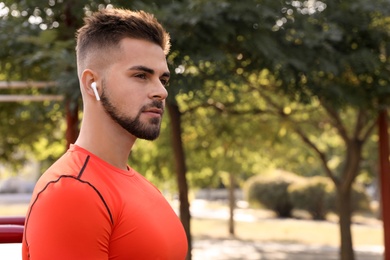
[144,107,163,115]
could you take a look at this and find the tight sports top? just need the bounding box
[22,144,188,259]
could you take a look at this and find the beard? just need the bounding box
[100,83,164,141]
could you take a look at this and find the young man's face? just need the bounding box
[100,38,170,140]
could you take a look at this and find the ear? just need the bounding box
[81,69,99,99]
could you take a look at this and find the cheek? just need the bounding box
[116,92,142,114]
[105,77,144,112]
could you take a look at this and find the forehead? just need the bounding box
[116,38,169,72]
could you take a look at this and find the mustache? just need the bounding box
[142,100,164,112]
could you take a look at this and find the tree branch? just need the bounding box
[293,126,339,185]
[321,100,350,142]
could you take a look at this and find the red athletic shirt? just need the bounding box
[22,144,188,259]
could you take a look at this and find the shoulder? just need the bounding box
[29,174,113,224]
[23,176,112,259]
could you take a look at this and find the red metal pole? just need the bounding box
[0,225,24,243]
[0,216,25,226]
[0,217,25,243]
[379,109,390,259]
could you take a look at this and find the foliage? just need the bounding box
[326,183,372,214]
[289,176,335,220]
[247,172,372,220]
[0,99,64,170]
[269,0,390,110]
[128,116,177,192]
[245,169,304,218]
[1,0,386,183]
[0,0,84,169]
[351,184,372,213]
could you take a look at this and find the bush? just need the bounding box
[326,182,371,214]
[245,169,303,218]
[351,183,371,213]
[245,170,372,220]
[289,176,334,220]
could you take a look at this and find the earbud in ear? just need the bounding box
[91,82,100,101]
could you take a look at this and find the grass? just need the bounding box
[191,217,383,247]
[189,200,383,248]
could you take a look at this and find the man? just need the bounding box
[22,8,188,259]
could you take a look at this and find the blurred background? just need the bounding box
[0,0,389,259]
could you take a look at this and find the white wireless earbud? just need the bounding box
[91,82,100,101]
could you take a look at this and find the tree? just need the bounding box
[268,1,390,259]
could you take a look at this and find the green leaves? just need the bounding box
[0,0,387,187]
[276,0,390,109]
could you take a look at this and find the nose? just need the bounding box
[150,80,168,100]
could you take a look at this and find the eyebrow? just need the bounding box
[128,65,170,78]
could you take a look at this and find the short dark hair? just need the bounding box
[75,8,170,73]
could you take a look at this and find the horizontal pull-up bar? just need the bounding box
[0,216,25,244]
[0,81,57,89]
[0,95,63,102]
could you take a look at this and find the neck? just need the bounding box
[75,110,137,171]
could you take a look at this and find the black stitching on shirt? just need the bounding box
[77,155,90,179]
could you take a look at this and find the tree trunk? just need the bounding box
[62,0,81,150]
[65,99,79,148]
[337,186,355,260]
[334,132,364,260]
[167,103,192,260]
[228,172,235,236]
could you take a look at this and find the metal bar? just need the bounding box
[0,216,25,226]
[0,225,24,243]
[0,95,63,102]
[0,81,57,89]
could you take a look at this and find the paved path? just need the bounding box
[0,244,21,259]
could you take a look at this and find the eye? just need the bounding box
[160,78,169,87]
[135,73,147,79]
